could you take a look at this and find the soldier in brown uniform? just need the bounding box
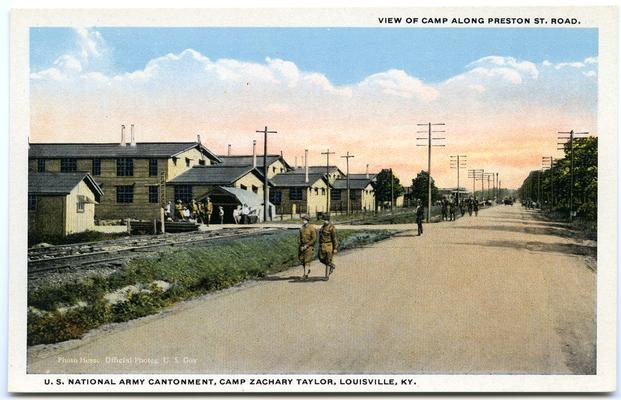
[318,214,338,279]
[206,196,213,226]
[175,200,185,221]
[298,215,316,279]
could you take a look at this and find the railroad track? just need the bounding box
[28,227,285,276]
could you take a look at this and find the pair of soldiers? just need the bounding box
[298,214,338,280]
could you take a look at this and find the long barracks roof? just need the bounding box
[168,165,268,186]
[332,178,375,190]
[29,142,221,162]
[28,172,103,200]
[218,154,292,169]
[270,172,328,188]
[348,173,377,180]
[290,166,343,175]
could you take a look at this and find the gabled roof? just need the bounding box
[348,173,377,181]
[168,165,268,186]
[290,166,344,176]
[218,154,292,169]
[29,172,103,201]
[271,172,328,188]
[29,142,221,162]
[332,178,375,190]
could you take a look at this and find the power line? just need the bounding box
[449,155,467,205]
[341,151,355,215]
[256,126,277,221]
[417,122,446,222]
[321,148,336,214]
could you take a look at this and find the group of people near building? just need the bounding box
[232,204,258,224]
[165,198,214,225]
[298,214,339,280]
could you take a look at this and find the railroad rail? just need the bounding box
[28,227,285,277]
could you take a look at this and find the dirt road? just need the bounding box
[28,205,596,374]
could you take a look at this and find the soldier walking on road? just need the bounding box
[318,214,339,280]
[473,197,479,217]
[441,198,448,221]
[298,215,316,279]
[467,198,473,216]
[415,200,424,236]
[448,197,456,221]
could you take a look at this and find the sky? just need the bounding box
[29,27,598,189]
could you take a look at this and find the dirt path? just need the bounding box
[28,205,596,374]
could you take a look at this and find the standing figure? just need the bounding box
[165,201,173,221]
[175,200,185,221]
[448,198,456,221]
[415,200,424,236]
[298,215,316,279]
[218,206,224,224]
[318,214,339,280]
[241,203,250,224]
[206,196,213,226]
[473,197,479,216]
[467,198,473,216]
[441,198,448,221]
[197,201,205,224]
[232,205,241,224]
[191,198,200,221]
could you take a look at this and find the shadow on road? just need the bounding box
[454,240,596,261]
[452,224,575,238]
[258,275,329,283]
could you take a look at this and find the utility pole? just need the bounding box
[321,148,336,213]
[495,172,499,201]
[468,169,483,199]
[256,126,277,222]
[484,172,494,201]
[450,155,467,205]
[558,130,589,222]
[417,122,446,222]
[341,151,355,215]
[542,156,553,210]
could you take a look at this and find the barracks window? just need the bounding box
[28,194,37,210]
[92,159,101,176]
[174,185,192,204]
[149,159,158,176]
[116,185,134,203]
[60,158,77,172]
[148,186,159,203]
[290,188,303,200]
[37,159,45,172]
[332,190,341,200]
[116,158,134,176]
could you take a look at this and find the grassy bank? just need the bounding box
[28,229,394,346]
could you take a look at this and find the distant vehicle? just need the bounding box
[503,198,513,206]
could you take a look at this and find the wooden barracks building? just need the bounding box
[29,130,221,221]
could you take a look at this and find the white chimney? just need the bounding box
[120,124,126,147]
[304,149,309,183]
[130,124,136,147]
[366,164,369,179]
[252,140,257,168]
[227,144,231,156]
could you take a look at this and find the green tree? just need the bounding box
[410,170,439,207]
[373,169,404,207]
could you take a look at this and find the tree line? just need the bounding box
[517,136,597,221]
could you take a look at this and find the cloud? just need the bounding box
[29,47,597,188]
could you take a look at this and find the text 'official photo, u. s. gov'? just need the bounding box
[7,6,618,393]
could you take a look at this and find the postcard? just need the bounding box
[8,6,617,393]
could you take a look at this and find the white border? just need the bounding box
[8,6,618,393]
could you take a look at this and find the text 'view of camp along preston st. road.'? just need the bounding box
[25,26,597,376]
